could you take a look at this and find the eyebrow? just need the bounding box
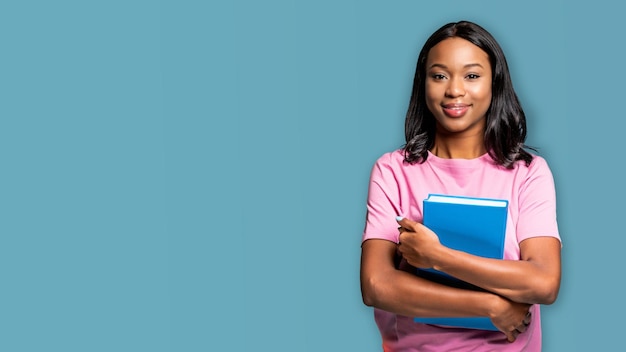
[427,63,485,70]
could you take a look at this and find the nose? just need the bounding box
[445,77,465,98]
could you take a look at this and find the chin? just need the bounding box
[436,116,485,135]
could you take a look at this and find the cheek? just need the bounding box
[470,86,492,107]
[425,98,438,116]
[424,85,440,110]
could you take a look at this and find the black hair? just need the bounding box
[403,20,533,168]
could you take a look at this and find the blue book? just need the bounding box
[413,194,508,331]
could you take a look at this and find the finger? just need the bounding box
[506,331,515,343]
[397,232,406,249]
[516,323,528,334]
[523,312,532,326]
[398,231,411,247]
[396,216,418,230]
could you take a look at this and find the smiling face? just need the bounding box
[425,37,492,139]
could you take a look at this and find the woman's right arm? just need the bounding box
[360,238,531,342]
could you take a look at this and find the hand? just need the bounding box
[489,296,532,343]
[396,217,442,269]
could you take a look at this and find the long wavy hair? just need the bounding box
[403,21,533,169]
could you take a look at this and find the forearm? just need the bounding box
[432,241,561,304]
[362,261,498,318]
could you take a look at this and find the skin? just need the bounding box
[360,38,562,343]
[425,37,491,159]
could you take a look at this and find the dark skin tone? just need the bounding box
[360,38,561,343]
[395,219,559,341]
[361,238,535,342]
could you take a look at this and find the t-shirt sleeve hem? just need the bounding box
[362,232,399,245]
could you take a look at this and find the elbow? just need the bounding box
[530,277,561,305]
[362,290,376,307]
[361,274,385,308]
[538,285,560,305]
[361,280,378,307]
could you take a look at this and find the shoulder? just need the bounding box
[368,149,412,185]
[528,154,550,168]
[371,149,407,171]
[483,153,556,190]
[512,153,557,195]
[498,152,552,174]
[518,154,554,177]
[374,149,405,164]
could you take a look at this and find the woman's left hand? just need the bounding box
[396,217,442,269]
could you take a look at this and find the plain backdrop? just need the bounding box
[1,1,623,351]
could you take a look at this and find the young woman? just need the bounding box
[360,21,561,351]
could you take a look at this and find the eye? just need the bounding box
[431,73,447,80]
[466,73,480,80]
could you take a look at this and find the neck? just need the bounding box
[430,135,486,160]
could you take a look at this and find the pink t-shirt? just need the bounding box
[362,150,561,352]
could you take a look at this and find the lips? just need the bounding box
[442,103,471,118]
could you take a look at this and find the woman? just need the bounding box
[360,21,561,351]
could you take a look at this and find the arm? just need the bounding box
[397,218,561,305]
[361,238,532,341]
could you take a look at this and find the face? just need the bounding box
[425,37,492,138]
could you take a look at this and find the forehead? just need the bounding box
[426,37,490,69]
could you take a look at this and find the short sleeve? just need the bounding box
[516,156,561,243]
[362,154,402,244]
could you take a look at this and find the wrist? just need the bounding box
[485,293,505,319]
[430,244,451,272]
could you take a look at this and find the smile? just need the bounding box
[442,104,471,118]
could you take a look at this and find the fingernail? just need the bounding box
[396,216,404,221]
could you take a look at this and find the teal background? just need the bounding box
[0,0,621,351]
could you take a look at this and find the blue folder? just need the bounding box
[413,194,508,331]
